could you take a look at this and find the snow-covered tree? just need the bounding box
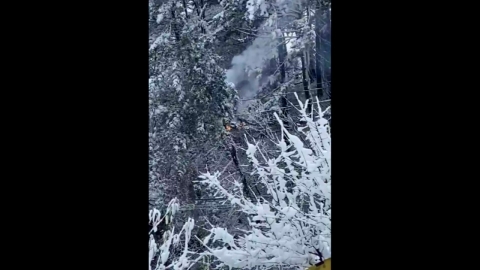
[149,0,235,206]
[197,95,331,269]
[148,0,332,267]
[149,198,200,270]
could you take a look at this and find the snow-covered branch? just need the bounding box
[198,96,331,269]
[149,198,199,270]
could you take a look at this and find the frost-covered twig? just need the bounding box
[149,198,198,270]
[198,98,331,269]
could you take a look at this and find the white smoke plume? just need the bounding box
[226,26,278,116]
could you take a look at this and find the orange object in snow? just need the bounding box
[308,258,331,270]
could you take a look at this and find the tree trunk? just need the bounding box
[192,0,206,33]
[324,5,331,98]
[307,45,316,86]
[200,0,206,34]
[170,3,181,42]
[278,34,288,112]
[306,5,316,87]
[315,0,323,100]
[193,0,201,17]
[301,52,312,114]
[182,0,189,19]
[277,33,290,144]
[229,143,252,199]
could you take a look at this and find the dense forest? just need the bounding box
[149,0,331,269]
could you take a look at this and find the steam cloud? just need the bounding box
[226,27,278,116]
